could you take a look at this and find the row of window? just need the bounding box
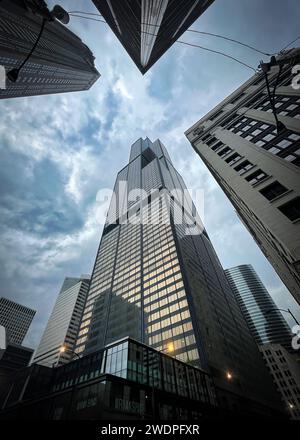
[205,134,300,222]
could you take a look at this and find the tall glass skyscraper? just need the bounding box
[225,265,292,350]
[92,0,214,73]
[33,276,90,367]
[74,138,281,407]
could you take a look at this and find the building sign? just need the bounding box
[114,398,144,415]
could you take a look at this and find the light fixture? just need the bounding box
[166,342,174,353]
[59,345,66,353]
[226,371,233,380]
[50,5,70,24]
[289,403,294,409]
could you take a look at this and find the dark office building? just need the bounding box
[225,265,292,350]
[92,0,214,74]
[0,338,285,420]
[0,343,34,408]
[0,297,36,345]
[75,137,281,410]
[0,0,100,99]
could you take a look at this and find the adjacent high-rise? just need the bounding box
[0,0,100,99]
[185,48,300,304]
[0,297,36,345]
[92,0,214,74]
[33,276,90,367]
[75,137,280,407]
[260,344,300,420]
[225,265,292,350]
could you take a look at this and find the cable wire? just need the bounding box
[176,40,256,71]
[68,11,103,17]
[69,14,106,24]
[280,35,300,52]
[69,14,256,72]
[69,10,300,59]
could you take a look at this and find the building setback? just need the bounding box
[75,137,281,409]
[92,0,214,74]
[225,264,292,351]
[33,276,90,367]
[185,48,300,304]
[0,297,36,345]
[0,0,100,99]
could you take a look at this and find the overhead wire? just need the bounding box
[68,10,300,59]
[68,13,257,72]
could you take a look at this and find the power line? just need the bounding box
[176,40,256,71]
[68,10,272,56]
[69,14,106,24]
[187,30,273,56]
[68,10,300,59]
[280,35,300,52]
[69,13,256,72]
[68,11,103,17]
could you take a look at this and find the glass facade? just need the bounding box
[74,138,280,408]
[92,0,214,74]
[33,277,90,367]
[0,297,35,345]
[52,338,215,406]
[225,265,292,350]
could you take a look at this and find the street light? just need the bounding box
[265,308,299,326]
[166,342,174,353]
[59,345,81,360]
[226,371,233,381]
[54,345,81,367]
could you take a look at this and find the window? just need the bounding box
[268,146,281,154]
[211,141,224,151]
[252,129,262,136]
[225,152,242,165]
[255,140,266,147]
[259,181,288,201]
[234,160,254,175]
[263,134,276,142]
[276,139,292,149]
[288,133,300,141]
[278,197,300,221]
[218,146,232,158]
[245,169,268,185]
[206,136,217,146]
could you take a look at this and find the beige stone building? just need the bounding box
[185,48,300,304]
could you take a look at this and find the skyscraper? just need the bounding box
[0,297,36,345]
[0,0,100,99]
[259,344,300,420]
[75,137,280,406]
[92,0,214,74]
[225,265,292,350]
[185,48,300,304]
[33,276,90,367]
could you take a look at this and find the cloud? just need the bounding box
[1,0,299,350]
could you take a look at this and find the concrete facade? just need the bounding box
[185,48,300,304]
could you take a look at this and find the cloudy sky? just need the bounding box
[1,0,300,349]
